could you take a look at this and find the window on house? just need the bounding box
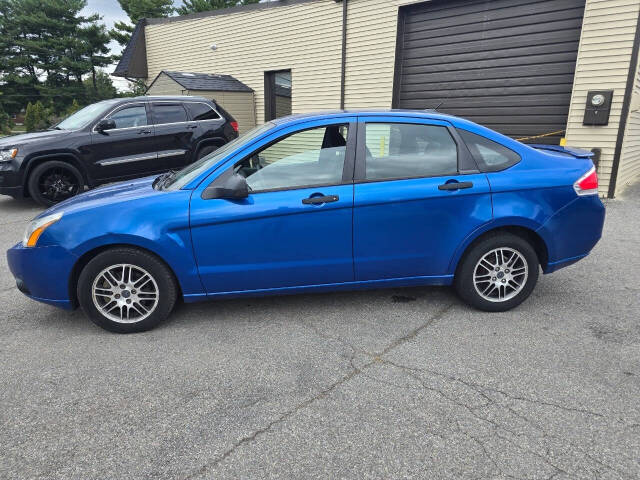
[265,70,292,121]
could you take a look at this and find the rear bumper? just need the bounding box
[537,194,605,274]
[6,243,78,310]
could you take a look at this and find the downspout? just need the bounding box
[608,8,640,198]
[339,0,348,110]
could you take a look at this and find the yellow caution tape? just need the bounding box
[516,130,566,142]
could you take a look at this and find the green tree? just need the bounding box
[110,0,173,51]
[24,102,36,132]
[83,70,117,102]
[176,0,260,15]
[0,0,113,114]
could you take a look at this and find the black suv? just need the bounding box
[0,96,239,206]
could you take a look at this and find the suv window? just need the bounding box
[185,102,221,121]
[152,104,188,125]
[458,129,520,171]
[235,124,349,192]
[107,105,148,129]
[364,123,458,180]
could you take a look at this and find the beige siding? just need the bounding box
[343,0,425,109]
[617,50,640,195]
[145,0,344,125]
[187,90,256,133]
[146,72,183,95]
[565,0,640,196]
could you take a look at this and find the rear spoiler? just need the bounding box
[532,144,594,159]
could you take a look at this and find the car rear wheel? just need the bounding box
[196,144,219,160]
[454,233,539,312]
[28,160,84,207]
[77,248,177,333]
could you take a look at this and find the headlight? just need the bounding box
[22,212,63,247]
[0,148,18,162]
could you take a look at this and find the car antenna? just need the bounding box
[431,100,444,111]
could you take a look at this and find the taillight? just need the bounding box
[574,167,598,196]
[230,121,239,132]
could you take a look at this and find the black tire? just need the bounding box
[28,160,84,207]
[196,144,219,160]
[77,248,178,333]
[454,233,539,312]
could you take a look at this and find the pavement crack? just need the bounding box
[182,303,454,479]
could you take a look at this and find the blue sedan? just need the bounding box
[7,111,605,332]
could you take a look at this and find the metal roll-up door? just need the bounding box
[393,0,586,144]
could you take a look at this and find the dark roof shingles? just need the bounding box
[164,71,253,92]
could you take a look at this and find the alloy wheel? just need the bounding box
[91,264,160,323]
[473,247,528,303]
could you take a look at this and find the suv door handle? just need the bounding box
[302,195,339,205]
[438,181,473,191]
[137,129,152,135]
[187,124,198,129]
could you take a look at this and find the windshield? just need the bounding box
[56,101,115,130]
[164,122,275,190]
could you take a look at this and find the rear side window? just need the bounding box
[184,102,221,121]
[152,104,188,125]
[364,123,458,181]
[458,129,520,172]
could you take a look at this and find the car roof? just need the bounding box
[111,95,212,103]
[269,109,458,125]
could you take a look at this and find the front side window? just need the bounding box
[364,123,458,180]
[152,104,188,125]
[235,124,348,192]
[108,105,148,129]
[185,102,221,121]
[458,129,520,171]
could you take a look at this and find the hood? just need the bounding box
[0,129,73,147]
[42,175,163,217]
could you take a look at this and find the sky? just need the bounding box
[81,0,186,90]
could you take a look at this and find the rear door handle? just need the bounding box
[187,124,198,129]
[302,195,339,205]
[138,129,152,135]
[438,181,473,191]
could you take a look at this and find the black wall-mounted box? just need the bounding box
[583,90,614,126]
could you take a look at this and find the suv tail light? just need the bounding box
[574,167,598,196]
[230,121,239,133]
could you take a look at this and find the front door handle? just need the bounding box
[138,129,152,135]
[438,181,473,191]
[187,124,198,129]
[302,195,339,205]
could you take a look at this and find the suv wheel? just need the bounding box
[454,233,539,312]
[196,145,219,160]
[77,248,178,333]
[28,160,84,207]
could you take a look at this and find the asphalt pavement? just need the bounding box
[0,184,639,479]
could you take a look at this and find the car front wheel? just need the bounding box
[454,233,539,312]
[28,160,84,207]
[77,248,177,333]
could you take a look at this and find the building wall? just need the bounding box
[616,46,640,195]
[145,0,344,126]
[187,90,257,133]
[146,72,185,95]
[564,0,640,196]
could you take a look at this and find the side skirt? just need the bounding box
[182,274,454,303]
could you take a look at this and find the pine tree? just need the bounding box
[24,102,36,132]
[176,0,260,15]
[110,0,173,50]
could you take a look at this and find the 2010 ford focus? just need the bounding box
[7,111,605,333]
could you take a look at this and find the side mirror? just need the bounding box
[95,119,116,133]
[202,173,249,200]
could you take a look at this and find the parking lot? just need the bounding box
[0,185,638,480]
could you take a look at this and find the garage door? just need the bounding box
[393,0,586,144]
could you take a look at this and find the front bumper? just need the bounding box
[6,243,78,310]
[0,165,25,198]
